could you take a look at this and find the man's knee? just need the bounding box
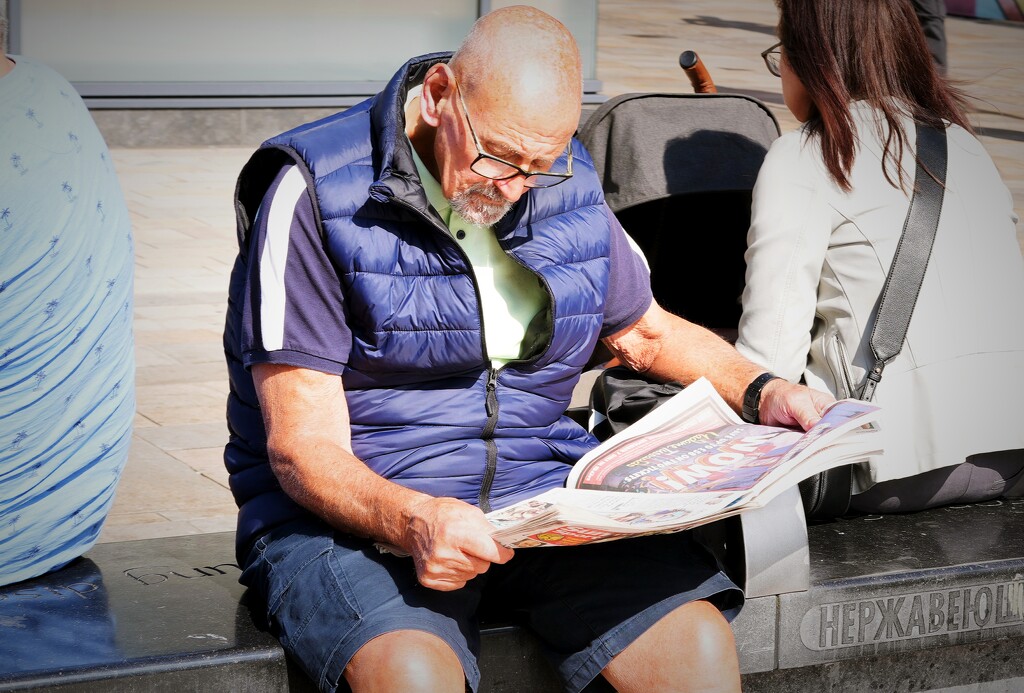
[344,630,466,693]
[676,600,738,662]
[604,600,740,693]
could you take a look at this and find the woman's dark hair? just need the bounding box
[775,0,971,191]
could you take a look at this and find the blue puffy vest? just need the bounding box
[224,53,612,559]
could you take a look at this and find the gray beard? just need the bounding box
[449,183,513,226]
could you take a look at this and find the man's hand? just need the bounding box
[403,497,514,591]
[254,363,510,588]
[757,378,835,431]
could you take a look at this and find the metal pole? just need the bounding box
[6,0,20,54]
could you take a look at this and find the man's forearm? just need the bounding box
[268,439,432,550]
[253,362,433,550]
[654,318,767,412]
[265,412,514,590]
[607,305,767,413]
[605,303,835,430]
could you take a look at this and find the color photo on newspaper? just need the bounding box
[487,377,881,549]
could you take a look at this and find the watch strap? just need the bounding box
[742,372,781,424]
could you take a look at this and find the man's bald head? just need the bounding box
[449,5,582,132]
[407,6,582,225]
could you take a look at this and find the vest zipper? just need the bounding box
[479,367,500,512]
[474,251,557,512]
[385,194,563,513]
[385,195,499,508]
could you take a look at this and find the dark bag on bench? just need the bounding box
[588,366,682,443]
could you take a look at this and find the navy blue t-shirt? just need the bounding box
[241,163,653,373]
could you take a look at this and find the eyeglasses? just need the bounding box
[761,41,782,78]
[454,82,573,189]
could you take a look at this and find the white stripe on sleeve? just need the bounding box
[623,229,651,271]
[259,166,308,352]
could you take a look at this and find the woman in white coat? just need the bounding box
[736,0,1024,512]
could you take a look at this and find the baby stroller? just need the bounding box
[573,59,809,600]
[578,62,780,339]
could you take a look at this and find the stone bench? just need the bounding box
[2,498,1022,692]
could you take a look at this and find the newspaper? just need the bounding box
[487,377,881,549]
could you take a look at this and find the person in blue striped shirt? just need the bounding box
[0,16,134,587]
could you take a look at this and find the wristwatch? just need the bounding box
[741,372,781,424]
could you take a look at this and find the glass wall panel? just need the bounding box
[16,0,477,83]
[9,0,599,104]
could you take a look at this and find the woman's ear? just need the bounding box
[420,63,454,128]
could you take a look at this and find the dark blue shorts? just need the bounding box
[241,518,742,693]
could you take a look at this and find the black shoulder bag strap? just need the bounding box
[859,122,948,401]
[800,122,948,521]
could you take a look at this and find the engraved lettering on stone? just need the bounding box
[124,562,240,586]
[819,604,840,648]
[906,595,926,637]
[0,582,101,613]
[997,582,1024,625]
[946,589,960,631]
[840,602,856,644]
[874,597,906,640]
[800,579,1023,651]
[856,600,876,643]
[928,592,944,633]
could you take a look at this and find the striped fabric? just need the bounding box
[0,57,134,586]
[257,165,307,352]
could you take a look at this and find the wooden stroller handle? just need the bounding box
[679,50,717,94]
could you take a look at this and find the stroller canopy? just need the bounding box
[578,93,781,333]
[579,93,780,214]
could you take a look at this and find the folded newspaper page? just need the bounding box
[487,377,881,549]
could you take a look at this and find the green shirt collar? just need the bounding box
[407,136,453,227]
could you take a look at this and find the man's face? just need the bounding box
[435,82,573,226]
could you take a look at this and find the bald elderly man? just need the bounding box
[224,6,832,692]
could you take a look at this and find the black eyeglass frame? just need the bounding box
[761,41,783,78]
[454,82,574,189]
